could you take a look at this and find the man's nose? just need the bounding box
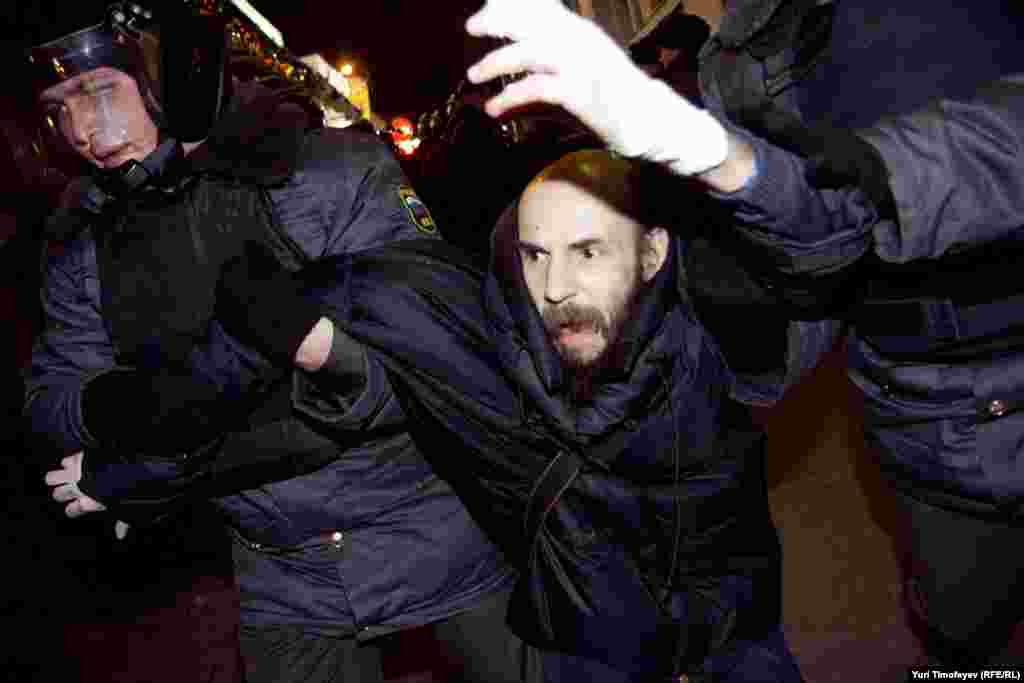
[544,255,576,304]
[61,99,96,149]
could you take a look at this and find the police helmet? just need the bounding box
[20,1,231,144]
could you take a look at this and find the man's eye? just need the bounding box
[521,249,543,262]
[580,248,596,259]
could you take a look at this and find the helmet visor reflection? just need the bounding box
[27,23,143,97]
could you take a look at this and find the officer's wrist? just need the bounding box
[697,132,758,193]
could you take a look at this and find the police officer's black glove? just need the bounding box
[803,124,899,223]
[215,241,326,366]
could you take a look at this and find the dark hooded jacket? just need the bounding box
[291,223,793,677]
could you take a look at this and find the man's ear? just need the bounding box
[641,226,670,282]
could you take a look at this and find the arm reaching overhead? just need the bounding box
[465,0,755,191]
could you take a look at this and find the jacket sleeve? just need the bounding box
[714,75,1024,271]
[859,74,1024,261]
[23,236,113,456]
[77,318,390,517]
[712,127,878,277]
[73,280,395,511]
[42,315,282,508]
[76,318,401,518]
[24,233,286,462]
[81,321,286,460]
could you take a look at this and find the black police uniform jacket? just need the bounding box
[23,83,513,636]
[699,0,1024,516]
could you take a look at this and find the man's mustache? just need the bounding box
[543,303,609,339]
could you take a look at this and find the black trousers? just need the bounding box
[239,624,383,683]
[900,492,1024,666]
[239,589,540,683]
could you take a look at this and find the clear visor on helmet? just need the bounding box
[29,23,147,153]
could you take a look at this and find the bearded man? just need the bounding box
[462,150,811,681]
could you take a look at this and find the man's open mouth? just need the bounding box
[557,321,597,341]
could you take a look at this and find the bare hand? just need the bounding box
[44,452,130,539]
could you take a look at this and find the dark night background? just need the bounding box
[254,0,492,120]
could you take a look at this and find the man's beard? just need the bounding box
[542,285,643,404]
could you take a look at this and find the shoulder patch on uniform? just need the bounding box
[398,185,437,235]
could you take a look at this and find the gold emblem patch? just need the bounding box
[398,185,437,235]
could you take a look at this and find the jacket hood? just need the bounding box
[485,200,705,439]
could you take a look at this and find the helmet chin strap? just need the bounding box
[80,137,183,213]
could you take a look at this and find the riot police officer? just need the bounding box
[19,3,519,681]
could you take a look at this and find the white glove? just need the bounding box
[45,452,130,539]
[465,0,729,176]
